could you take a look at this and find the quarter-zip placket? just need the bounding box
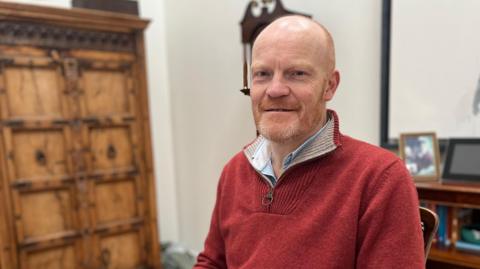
[257,155,325,212]
[257,165,296,212]
[258,173,274,212]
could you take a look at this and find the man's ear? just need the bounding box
[323,70,340,101]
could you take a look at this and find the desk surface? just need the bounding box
[416,181,480,208]
[416,181,480,194]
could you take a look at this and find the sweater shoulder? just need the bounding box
[339,135,416,207]
[218,150,252,181]
[339,134,402,167]
[224,150,250,169]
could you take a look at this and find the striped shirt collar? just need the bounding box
[244,110,341,185]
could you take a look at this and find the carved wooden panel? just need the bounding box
[89,174,147,269]
[1,124,83,268]
[20,188,75,239]
[0,21,136,53]
[97,231,144,269]
[82,70,128,116]
[95,179,137,224]
[85,123,147,268]
[0,57,66,120]
[79,61,135,118]
[25,244,77,269]
[89,126,135,172]
[11,129,69,179]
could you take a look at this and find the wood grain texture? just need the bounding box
[134,31,162,267]
[20,189,74,239]
[0,2,149,32]
[2,61,65,120]
[0,132,5,269]
[0,2,161,268]
[82,70,130,117]
[99,231,143,268]
[11,129,68,179]
[418,182,480,268]
[0,129,17,269]
[26,245,76,269]
[94,179,137,224]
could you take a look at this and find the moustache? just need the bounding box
[258,102,300,111]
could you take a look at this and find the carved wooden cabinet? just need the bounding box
[0,3,161,269]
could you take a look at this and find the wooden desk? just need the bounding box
[416,182,480,209]
[416,182,480,269]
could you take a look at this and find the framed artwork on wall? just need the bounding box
[399,132,441,181]
[380,0,480,149]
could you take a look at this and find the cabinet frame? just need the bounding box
[0,2,161,268]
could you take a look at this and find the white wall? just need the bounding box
[163,0,382,251]
[163,0,257,251]
[139,0,180,243]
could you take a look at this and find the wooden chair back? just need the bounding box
[420,206,439,260]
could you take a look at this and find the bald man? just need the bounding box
[194,16,424,268]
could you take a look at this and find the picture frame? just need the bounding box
[399,132,441,181]
[442,138,480,184]
[380,0,480,150]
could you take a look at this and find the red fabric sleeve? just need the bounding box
[356,160,425,269]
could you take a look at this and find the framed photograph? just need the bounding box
[399,132,441,181]
[380,0,480,149]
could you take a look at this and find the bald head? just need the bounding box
[252,15,336,73]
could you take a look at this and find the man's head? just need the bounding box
[251,15,340,144]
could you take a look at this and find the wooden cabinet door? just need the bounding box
[85,125,148,269]
[77,58,152,269]
[0,55,84,269]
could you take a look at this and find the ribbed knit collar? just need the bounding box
[244,109,342,170]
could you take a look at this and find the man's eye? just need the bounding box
[292,70,306,77]
[253,71,270,78]
[254,71,270,77]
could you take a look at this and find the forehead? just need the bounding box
[252,33,322,67]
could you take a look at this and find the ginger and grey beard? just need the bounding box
[256,120,300,143]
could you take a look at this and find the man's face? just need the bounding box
[250,28,337,144]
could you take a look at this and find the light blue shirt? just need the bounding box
[251,123,329,186]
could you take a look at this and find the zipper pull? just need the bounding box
[262,189,274,206]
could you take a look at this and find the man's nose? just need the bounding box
[265,74,290,98]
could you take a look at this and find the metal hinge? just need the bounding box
[3,119,25,128]
[63,58,79,81]
[11,179,32,190]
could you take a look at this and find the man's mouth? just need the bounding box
[265,108,294,112]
